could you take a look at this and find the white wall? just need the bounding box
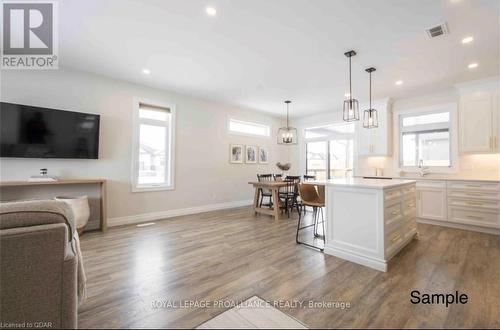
[0,69,290,222]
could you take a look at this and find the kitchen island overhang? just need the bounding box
[307,178,418,272]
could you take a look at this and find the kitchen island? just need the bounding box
[308,178,417,272]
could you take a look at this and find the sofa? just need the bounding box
[0,200,84,329]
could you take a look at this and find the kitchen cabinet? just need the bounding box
[457,79,499,153]
[357,99,392,156]
[414,178,500,233]
[416,180,447,221]
[447,181,500,229]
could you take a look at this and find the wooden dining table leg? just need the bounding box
[253,187,260,215]
[271,187,280,220]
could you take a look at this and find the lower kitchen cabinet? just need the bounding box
[416,181,447,221]
[416,179,500,233]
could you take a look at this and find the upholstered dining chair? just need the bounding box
[296,183,325,251]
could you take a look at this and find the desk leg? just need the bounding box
[272,188,280,220]
[100,181,107,232]
[253,187,260,215]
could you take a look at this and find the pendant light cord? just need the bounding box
[286,102,289,128]
[369,71,372,110]
[349,56,352,102]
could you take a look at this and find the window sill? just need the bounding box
[132,185,174,193]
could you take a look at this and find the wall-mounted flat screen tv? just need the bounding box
[0,102,100,159]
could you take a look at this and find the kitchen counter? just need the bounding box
[309,177,416,189]
[361,174,500,182]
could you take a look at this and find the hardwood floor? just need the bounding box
[78,206,500,328]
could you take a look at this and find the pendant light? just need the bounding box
[363,67,378,129]
[343,50,359,122]
[277,100,298,145]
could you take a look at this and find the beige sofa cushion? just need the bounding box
[0,200,75,239]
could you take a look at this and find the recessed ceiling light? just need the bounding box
[395,80,403,86]
[468,62,478,69]
[206,7,217,16]
[462,36,474,44]
[142,68,151,75]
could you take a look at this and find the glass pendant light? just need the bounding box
[277,100,298,145]
[363,67,378,129]
[343,50,359,122]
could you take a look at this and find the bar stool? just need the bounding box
[296,183,325,251]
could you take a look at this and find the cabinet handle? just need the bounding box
[465,184,482,188]
[392,234,402,242]
[407,203,415,207]
[466,201,484,206]
[490,137,493,150]
[466,215,483,220]
[465,192,481,196]
[391,211,399,215]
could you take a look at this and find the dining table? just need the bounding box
[248,181,289,220]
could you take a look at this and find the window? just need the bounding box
[305,123,354,179]
[228,118,270,137]
[399,109,453,168]
[132,99,175,191]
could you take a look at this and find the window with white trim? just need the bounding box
[132,100,175,191]
[228,118,270,137]
[399,110,452,168]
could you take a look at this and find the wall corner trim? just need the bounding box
[108,199,253,227]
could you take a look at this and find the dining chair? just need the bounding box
[303,174,316,181]
[296,183,325,251]
[279,176,301,217]
[273,174,282,181]
[257,174,273,208]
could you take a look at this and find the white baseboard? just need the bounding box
[324,244,387,272]
[108,199,253,227]
[417,218,500,235]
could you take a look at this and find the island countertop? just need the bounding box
[306,177,416,190]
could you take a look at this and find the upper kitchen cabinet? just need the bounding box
[357,99,393,156]
[456,78,500,154]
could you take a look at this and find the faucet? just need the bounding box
[418,159,429,177]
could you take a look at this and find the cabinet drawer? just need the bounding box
[385,202,402,227]
[402,220,417,239]
[402,196,417,214]
[448,207,500,228]
[385,188,402,202]
[385,227,404,257]
[401,184,416,196]
[448,198,499,210]
[447,181,500,192]
[447,189,500,201]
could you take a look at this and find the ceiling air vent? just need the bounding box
[426,23,449,38]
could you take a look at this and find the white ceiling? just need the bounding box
[60,0,499,117]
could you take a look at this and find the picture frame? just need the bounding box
[230,144,244,164]
[258,146,269,164]
[245,145,258,164]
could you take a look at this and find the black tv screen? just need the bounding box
[0,102,100,159]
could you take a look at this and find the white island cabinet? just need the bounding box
[320,178,417,272]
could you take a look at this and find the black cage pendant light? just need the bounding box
[277,100,298,145]
[343,50,359,122]
[363,67,378,129]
